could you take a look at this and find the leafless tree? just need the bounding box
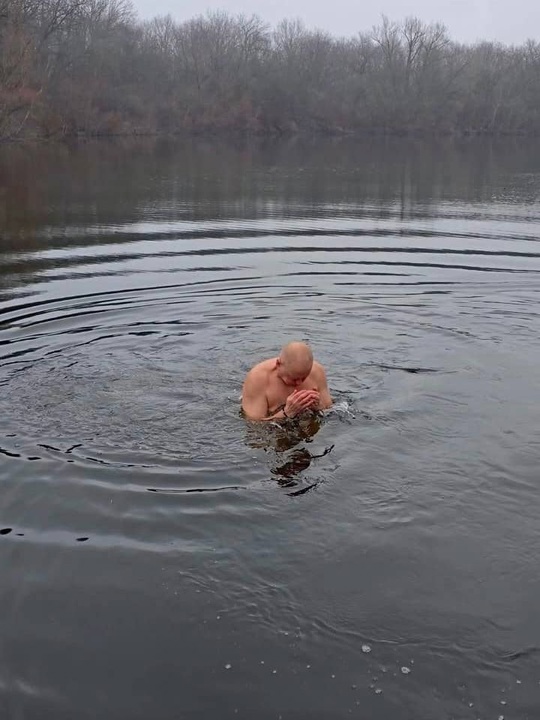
[2,6,540,140]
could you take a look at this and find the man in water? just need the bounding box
[241,341,333,421]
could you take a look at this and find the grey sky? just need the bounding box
[131,0,539,45]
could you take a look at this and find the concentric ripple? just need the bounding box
[1,139,540,720]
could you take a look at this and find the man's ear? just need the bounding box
[276,357,282,368]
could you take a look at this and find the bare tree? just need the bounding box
[2,6,540,140]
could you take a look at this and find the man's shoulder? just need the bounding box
[244,358,275,387]
[311,361,327,378]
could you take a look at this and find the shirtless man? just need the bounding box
[241,341,333,421]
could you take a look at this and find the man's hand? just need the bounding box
[285,389,320,418]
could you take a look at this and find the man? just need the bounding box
[241,341,333,421]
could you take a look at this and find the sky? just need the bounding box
[131,0,540,45]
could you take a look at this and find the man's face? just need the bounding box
[277,359,313,388]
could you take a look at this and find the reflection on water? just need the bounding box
[244,411,323,450]
[244,412,332,491]
[1,137,540,720]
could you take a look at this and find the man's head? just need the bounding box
[276,341,314,387]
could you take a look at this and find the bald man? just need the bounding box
[241,342,333,421]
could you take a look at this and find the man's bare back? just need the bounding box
[241,342,333,421]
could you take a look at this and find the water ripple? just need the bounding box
[1,144,540,720]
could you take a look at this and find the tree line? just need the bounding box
[2,0,540,140]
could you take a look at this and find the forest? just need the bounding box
[2,0,540,140]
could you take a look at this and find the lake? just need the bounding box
[1,136,539,719]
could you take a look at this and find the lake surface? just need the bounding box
[1,137,540,719]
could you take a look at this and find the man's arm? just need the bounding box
[313,364,333,409]
[242,373,319,422]
[241,372,286,421]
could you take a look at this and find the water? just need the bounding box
[1,137,540,719]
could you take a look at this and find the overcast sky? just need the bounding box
[131,0,539,45]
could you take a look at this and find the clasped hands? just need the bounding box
[284,389,320,418]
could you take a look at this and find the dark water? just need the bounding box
[1,137,540,719]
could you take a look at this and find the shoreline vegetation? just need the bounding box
[2,1,540,143]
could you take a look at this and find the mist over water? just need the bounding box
[1,137,540,719]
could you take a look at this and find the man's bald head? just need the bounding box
[280,341,313,367]
[277,341,314,385]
